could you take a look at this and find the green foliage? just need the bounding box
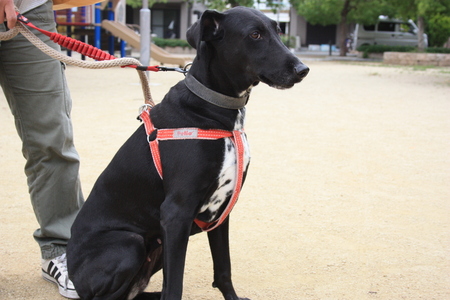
[200,0,253,11]
[347,1,395,25]
[290,0,342,26]
[281,35,296,48]
[127,0,280,10]
[152,37,192,49]
[390,0,450,19]
[427,14,450,47]
[126,0,166,9]
[290,0,395,56]
[386,0,450,51]
[290,0,450,53]
[425,47,450,53]
[356,44,450,55]
[289,0,393,26]
[356,44,416,54]
[200,0,283,11]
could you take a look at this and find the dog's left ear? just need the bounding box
[186,10,225,51]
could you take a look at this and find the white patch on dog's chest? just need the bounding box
[198,108,250,222]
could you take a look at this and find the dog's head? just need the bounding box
[186,7,309,90]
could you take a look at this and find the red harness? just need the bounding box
[139,109,245,232]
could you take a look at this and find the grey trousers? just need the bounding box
[0,1,84,259]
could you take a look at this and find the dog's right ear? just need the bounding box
[186,10,225,52]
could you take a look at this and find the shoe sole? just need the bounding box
[42,270,80,299]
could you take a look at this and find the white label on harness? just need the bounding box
[173,128,198,139]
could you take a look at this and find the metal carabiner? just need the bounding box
[157,63,192,76]
[139,104,153,115]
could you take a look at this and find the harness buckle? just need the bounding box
[147,130,157,142]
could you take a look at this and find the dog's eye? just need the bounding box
[250,31,262,40]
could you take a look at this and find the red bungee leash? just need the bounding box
[16,13,186,74]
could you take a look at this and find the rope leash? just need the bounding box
[1,11,246,232]
[0,12,190,106]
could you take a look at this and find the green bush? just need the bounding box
[357,44,450,56]
[425,47,450,53]
[281,35,296,48]
[152,37,192,49]
[356,44,416,54]
[427,14,450,47]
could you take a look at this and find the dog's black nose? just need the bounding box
[295,64,309,80]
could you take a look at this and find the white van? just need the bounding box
[353,16,428,48]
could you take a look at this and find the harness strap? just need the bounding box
[140,110,163,178]
[194,129,245,232]
[139,109,245,232]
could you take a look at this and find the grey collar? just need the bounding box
[184,73,249,110]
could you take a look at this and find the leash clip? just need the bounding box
[137,104,153,121]
[157,66,186,74]
[157,63,192,76]
[16,13,30,24]
[139,104,153,114]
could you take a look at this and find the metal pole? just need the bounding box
[108,1,115,55]
[66,9,72,56]
[140,0,151,68]
[94,3,102,49]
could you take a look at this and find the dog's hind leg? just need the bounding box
[69,231,150,300]
[208,218,250,300]
[129,240,164,300]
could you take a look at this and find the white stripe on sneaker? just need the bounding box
[41,253,80,299]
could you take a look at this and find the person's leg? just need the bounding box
[0,1,84,260]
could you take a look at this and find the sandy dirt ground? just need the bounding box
[1,59,449,300]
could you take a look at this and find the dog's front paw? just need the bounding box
[133,292,161,300]
[225,296,251,300]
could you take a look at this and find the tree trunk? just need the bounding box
[338,21,348,56]
[417,16,426,52]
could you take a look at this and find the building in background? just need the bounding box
[124,0,343,50]
[127,0,204,41]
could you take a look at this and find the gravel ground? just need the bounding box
[1,60,449,300]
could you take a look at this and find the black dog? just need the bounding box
[67,6,308,300]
